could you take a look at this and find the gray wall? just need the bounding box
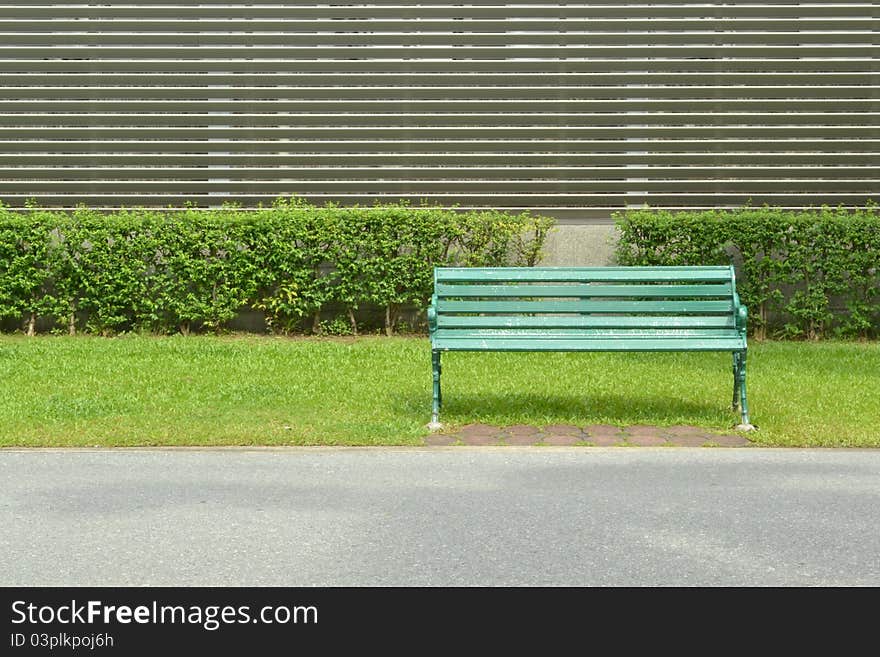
[542,225,618,266]
[1,1,877,220]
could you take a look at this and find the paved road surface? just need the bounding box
[1,448,877,586]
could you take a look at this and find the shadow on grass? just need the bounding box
[412,391,731,425]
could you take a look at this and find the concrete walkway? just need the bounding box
[1,447,877,586]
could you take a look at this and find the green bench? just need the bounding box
[427,265,753,432]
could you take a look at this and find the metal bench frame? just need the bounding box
[427,265,753,432]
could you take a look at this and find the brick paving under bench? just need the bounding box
[426,424,753,447]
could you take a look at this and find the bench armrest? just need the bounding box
[734,294,748,336]
[427,304,437,334]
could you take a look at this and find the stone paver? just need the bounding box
[454,433,498,446]
[624,425,663,438]
[542,435,582,446]
[453,424,504,446]
[435,423,753,448]
[626,434,668,446]
[670,435,713,447]
[501,424,542,446]
[588,434,628,447]
[584,424,625,439]
[457,423,502,438]
[542,424,583,437]
[666,425,712,437]
[504,433,541,446]
[504,424,542,439]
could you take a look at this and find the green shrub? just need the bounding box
[251,198,340,335]
[0,210,56,335]
[615,205,880,339]
[0,198,555,335]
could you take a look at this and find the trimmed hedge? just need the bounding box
[0,198,554,335]
[614,205,880,339]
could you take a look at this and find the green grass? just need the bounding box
[0,335,877,447]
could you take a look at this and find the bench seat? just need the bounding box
[432,336,746,352]
[427,265,753,430]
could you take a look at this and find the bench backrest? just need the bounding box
[432,266,740,335]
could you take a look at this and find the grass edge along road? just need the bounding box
[0,335,877,448]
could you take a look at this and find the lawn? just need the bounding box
[0,335,877,447]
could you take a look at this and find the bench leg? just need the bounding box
[428,350,442,431]
[732,352,741,411]
[735,350,756,431]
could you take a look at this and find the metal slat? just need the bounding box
[0,140,874,155]
[436,315,736,329]
[1,19,875,31]
[2,154,877,167]
[4,33,877,47]
[1,166,874,181]
[2,113,875,129]
[4,88,879,101]
[431,328,742,344]
[436,299,736,315]
[1,45,875,58]
[0,73,875,87]
[4,96,877,108]
[432,337,747,352]
[1,59,875,74]
[0,127,874,140]
[435,283,733,298]
[1,180,873,193]
[433,328,741,339]
[0,194,872,209]
[1,4,877,19]
[436,266,732,283]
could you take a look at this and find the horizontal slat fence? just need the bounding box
[0,1,877,221]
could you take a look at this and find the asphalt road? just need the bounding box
[1,448,878,586]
